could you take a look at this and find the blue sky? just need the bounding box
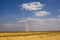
[0,0,60,31]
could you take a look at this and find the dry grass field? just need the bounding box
[0,31,60,40]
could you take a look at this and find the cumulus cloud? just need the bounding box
[34,11,50,16]
[21,2,45,11]
[21,2,50,17]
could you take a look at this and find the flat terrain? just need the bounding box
[0,31,60,40]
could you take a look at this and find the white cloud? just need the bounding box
[0,23,25,31]
[16,17,60,25]
[34,11,50,16]
[26,18,60,31]
[57,15,60,17]
[21,2,45,11]
[0,17,60,31]
[2,24,21,28]
[17,19,27,23]
[27,17,44,24]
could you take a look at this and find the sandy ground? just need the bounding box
[0,32,60,40]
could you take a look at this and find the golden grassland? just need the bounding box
[0,31,60,40]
